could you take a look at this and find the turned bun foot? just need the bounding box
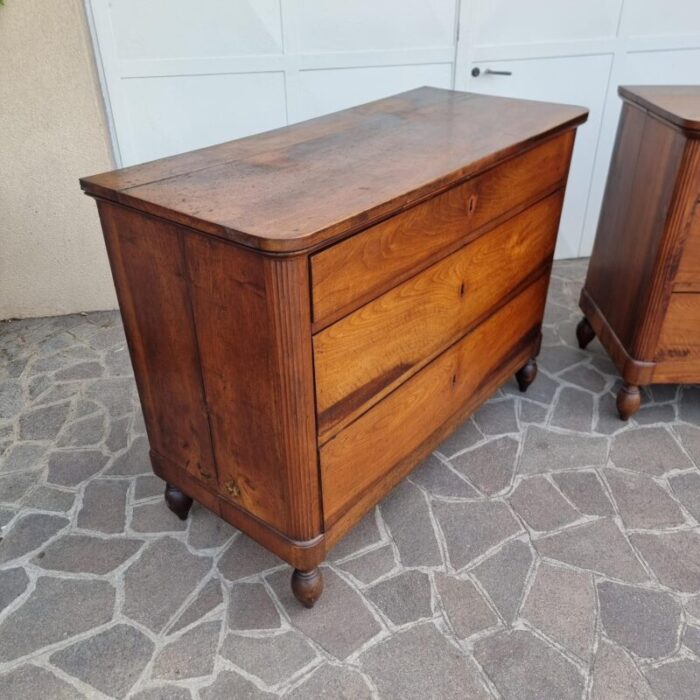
[576,316,595,349]
[291,567,324,608]
[515,359,538,393]
[616,383,641,421]
[164,483,193,520]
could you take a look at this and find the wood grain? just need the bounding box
[81,87,586,252]
[314,191,564,439]
[320,275,548,527]
[619,85,700,133]
[311,131,573,324]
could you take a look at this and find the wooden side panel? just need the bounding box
[311,130,574,324]
[184,236,320,541]
[320,274,548,527]
[654,293,700,381]
[675,202,700,291]
[97,201,216,484]
[314,191,563,439]
[583,103,687,357]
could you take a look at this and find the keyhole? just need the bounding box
[468,195,477,215]
[459,281,466,298]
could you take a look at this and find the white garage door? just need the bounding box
[86,0,700,259]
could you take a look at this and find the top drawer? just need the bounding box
[310,129,574,325]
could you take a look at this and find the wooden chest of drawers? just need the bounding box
[577,86,700,419]
[81,87,586,606]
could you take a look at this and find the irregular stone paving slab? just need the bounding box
[217,534,282,581]
[509,476,580,531]
[200,670,275,699]
[34,533,142,574]
[598,580,681,658]
[534,519,648,583]
[187,506,237,550]
[472,539,533,623]
[451,436,518,495]
[630,531,700,592]
[504,371,559,404]
[686,594,700,619]
[134,473,164,501]
[286,663,373,699]
[473,398,518,435]
[267,567,382,660]
[680,387,700,425]
[596,392,626,434]
[552,470,615,516]
[0,567,29,613]
[221,631,316,686]
[538,345,587,373]
[435,418,482,458]
[0,577,115,662]
[131,501,187,533]
[328,510,382,561]
[604,469,685,529]
[360,622,490,700]
[669,471,700,520]
[123,536,211,632]
[46,449,108,486]
[518,426,608,474]
[106,415,130,453]
[56,413,105,448]
[610,426,693,475]
[683,625,700,655]
[152,621,221,680]
[227,581,280,632]
[435,573,497,639]
[77,479,128,534]
[519,399,548,424]
[0,379,23,421]
[0,471,38,503]
[474,629,584,700]
[645,659,700,700]
[674,424,700,464]
[433,499,521,571]
[0,512,68,565]
[379,480,441,567]
[85,377,135,418]
[550,386,594,432]
[408,454,478,498]
[50,623,154,697]
[54,361,103,381]
[1,443,47,473]
[19,401,70,440]
[0,665,84,700]
[521,562,595,661]
[0,505,16,528]
[365,570,432,626]
[590,639,654,700]
[560,364,607,393]
[107,435,151,475]
[132,686,193,700]
[338,544,396,585]
[635,403,676,425]
[171,578,224,633]
[22,485,75,512]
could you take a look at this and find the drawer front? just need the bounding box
[314,191,563,438]
[674,201,700,292]
[320,275,548,526]
[311,130,574,325]
[657,293,700,362]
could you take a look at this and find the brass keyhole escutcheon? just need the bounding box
[225,480,241,498]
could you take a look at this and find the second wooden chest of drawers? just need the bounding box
[81,87,587,606]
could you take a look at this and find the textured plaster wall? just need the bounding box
[0,0,117,319]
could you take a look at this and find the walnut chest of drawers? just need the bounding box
[81,87,586,606]
[577,86,700,419]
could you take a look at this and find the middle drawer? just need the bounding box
[314,189,564,440]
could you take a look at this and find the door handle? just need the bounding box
[471,67,513,77]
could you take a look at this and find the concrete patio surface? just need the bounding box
[2,258,700,699]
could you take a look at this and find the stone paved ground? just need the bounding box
[2,258,700,699]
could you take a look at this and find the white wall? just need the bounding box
[0,0,116,319]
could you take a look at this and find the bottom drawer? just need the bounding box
[655,293,700,380]
[320,273,548,526]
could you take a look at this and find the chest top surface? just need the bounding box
[81,87,587,253]
[619,85,700,134]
